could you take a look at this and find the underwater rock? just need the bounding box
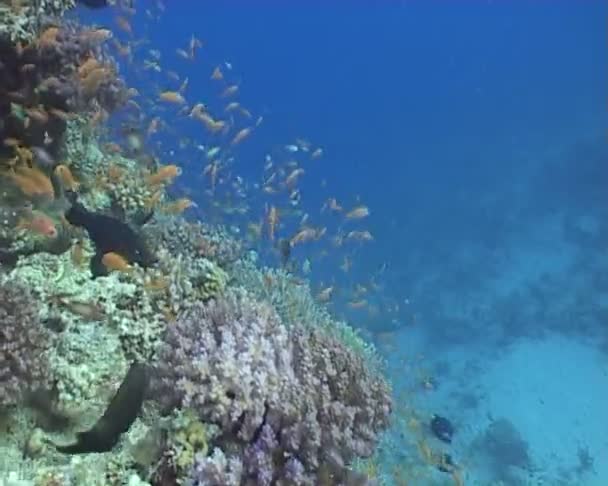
[65,195,156,277]
[430,414,454,443]
[55,363,148,454]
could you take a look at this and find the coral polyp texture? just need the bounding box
[0,280,52,407]
[153,289,392,485]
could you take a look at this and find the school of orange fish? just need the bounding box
[82,0,411,338]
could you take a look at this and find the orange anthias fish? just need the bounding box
[311,148,323,159]
[210,66,223,81]
[317,286,334,303]
[221,84,239,98]
[162,197,196,214]
[3,166,55,200]
[159,91,186,105]
[54,164,80,191]
[115,16,133,35]
[267,205,279,241]
[230,127,252,146]
[346,230,374,242]
[17,210,57,238]
[146,164,182,186]
[101,252,132,273]
[290,227,319,247]
[345,205,370,220]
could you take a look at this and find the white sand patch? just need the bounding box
[473,334,607,484]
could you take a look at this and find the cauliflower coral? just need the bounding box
[153,288,391,485]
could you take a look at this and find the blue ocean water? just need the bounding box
[75,2,607,484]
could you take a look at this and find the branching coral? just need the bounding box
[152,288,392,485]
[153,288,294,441]
[0,280,52,407]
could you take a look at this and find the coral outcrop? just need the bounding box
[0,280,52,407]
[152,288,392,485]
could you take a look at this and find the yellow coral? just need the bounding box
[172,410,209,470]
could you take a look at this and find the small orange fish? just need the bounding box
[17,210,57,238]
[38,26,60,48]
[144,276,169,292]
[159,90,186,104]
[317,286,334,303]
[24,107,49,124]
[189,34,203,58]
[322,197,343,213]
[175,48,189,59]
[345,205,370,220]
[221,84,239,98]
[162,197,196,214]
[147,117,161,136]
[146,164,182,186]
[267,205,279,241]
[210,66,223,80]
[58,298,105,321]
[48,108,73,121]
[348,299,368,309]
[290,227,318,247]
[54,164,79,191]
[144,190,163,211]
[285,168,304,187]
[230,127,252,146]
[346,230,374,241]
[81,28,113,43]
[4,165,55,200]
[101,252,132,273]
[225,101,240,112]
[106,163,124,182]
[340,256,352,272]
[115,16,133,35]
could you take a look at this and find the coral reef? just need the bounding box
[152,288,392,485]
[0,3,392,485]
[0,280,52,408]
[146,215,242,266]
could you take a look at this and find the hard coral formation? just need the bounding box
[233,254,382,369]
[153,288,392,485]
[0,0,76,43]
[147,216,242,266]
[0,280,52,407]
